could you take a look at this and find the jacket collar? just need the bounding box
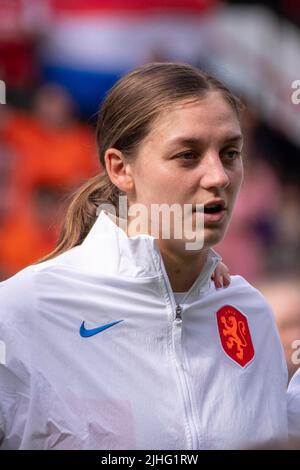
[80,209,222,296]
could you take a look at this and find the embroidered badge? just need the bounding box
[216,305,254,367]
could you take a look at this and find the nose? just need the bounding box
[200,151,230,191]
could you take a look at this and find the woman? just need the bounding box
[0,63,287,449]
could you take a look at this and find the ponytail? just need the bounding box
[34,172,120,264]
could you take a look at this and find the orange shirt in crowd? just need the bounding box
[3,111,99,195]
[0,110,100,279]
[0,205,59,280]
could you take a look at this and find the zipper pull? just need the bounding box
[175,304,182,321]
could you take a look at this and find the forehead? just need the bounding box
[145,91,241,146]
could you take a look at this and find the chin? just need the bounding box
[203,227,226,249]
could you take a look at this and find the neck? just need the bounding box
[156,239,209,292]
[106,211,210,292]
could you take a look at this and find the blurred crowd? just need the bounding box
[0,0,300,380]
[0,84,99,280]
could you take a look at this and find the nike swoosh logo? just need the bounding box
[80,320,124,338]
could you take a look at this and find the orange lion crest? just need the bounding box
[216,305,254,367]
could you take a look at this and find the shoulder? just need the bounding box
[0,266,41,448]
[220,275,285,358]
[0,250,82,405]
[0,265,41,377]
[288,367,300,399]
[0,266,38,326]
[221,275,274,320]
[224,274,276,318]
[288,367,300,438]
[0,245,81,326]
[229,274,266,296]
[225,275,288,380]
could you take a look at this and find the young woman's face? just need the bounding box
[128,91,244,250]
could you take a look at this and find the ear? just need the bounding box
[104,148,134,193]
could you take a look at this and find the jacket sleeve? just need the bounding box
[0,267,36,449]
[288,367,300,439]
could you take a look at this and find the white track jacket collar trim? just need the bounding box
[81,209,222,299]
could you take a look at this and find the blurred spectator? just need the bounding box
[0,36,39,107]
[0,0,50,107]
[268,183,300,274]
[2,83,98,197]
[0,143,18,223]
[258,277,300,381]
[0,83,99,280]
[0,184,68,280]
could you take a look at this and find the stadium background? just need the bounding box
[0,0,299,379]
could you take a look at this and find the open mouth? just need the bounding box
[192,200,227,218]
[204,203,226,214]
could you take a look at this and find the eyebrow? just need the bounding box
[167,134,243,148]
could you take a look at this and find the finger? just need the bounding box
[213,275,222,288]
[223,273,231,287]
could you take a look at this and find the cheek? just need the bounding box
[159,171,195,202]
[135,165,186,202]
[230,163,244,194]
[238,160,244,181]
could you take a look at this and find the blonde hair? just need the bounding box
[35,62,242,263]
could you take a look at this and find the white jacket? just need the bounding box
[287,367,300,439]
[0,210,288,449]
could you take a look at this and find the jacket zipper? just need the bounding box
[157,261,200,449]
[175,305,183,320]
[172,301,200,449]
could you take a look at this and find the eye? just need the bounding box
[176,151,198,162]
[221,149,241,161]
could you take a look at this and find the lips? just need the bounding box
[192,199,227,213]
[192,199,227,223]
[203,209,226,223]
[203,199,226,214]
